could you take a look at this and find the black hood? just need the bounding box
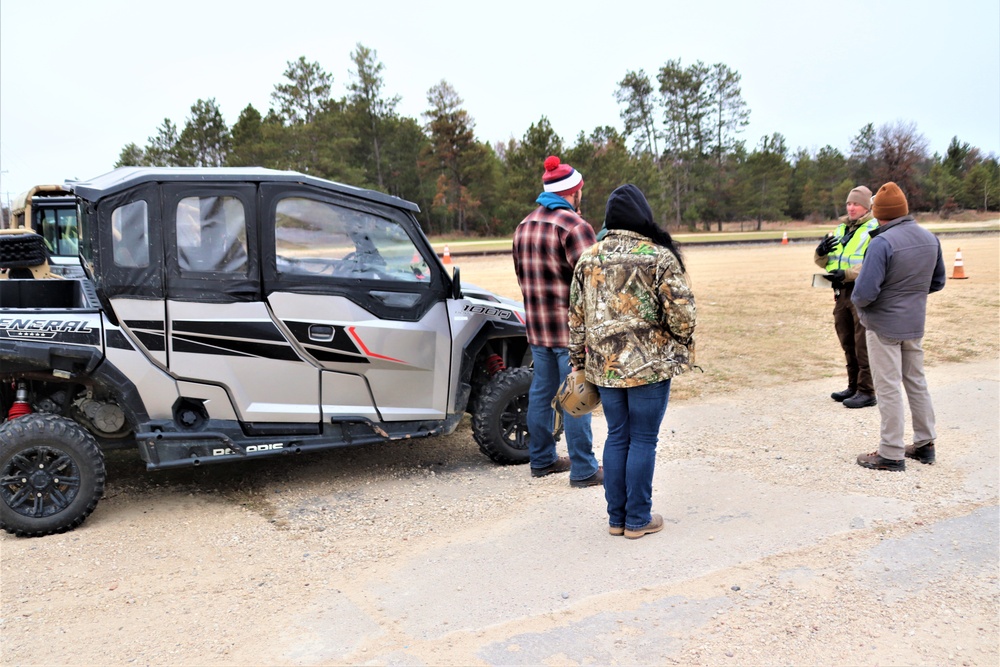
[602,183,686,272]
[605,184,656,236]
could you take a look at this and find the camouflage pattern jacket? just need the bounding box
[568,229,696,388]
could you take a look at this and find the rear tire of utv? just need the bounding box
[472,366,532,465]
[0,413,106,537]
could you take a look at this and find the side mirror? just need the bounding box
[451,266,462,300]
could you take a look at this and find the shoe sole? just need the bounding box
[857,461,905,471]
[844,401,877,409]
[624,526,663,539]
[905,455,935,465]
[609,526,625,536]
[571,479,603,488]
[530,463,572,478]
[624,523,664,539]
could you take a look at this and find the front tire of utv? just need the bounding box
[472,366,533,465]
[0,413,106,537]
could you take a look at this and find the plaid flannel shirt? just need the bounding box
[512,205,597,348]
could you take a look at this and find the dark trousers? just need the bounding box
[833,283,874,394]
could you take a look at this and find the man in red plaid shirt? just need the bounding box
[512,156,602,487]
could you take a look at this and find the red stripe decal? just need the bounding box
[347,327,405,364]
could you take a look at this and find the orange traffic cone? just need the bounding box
[442,245,452,265]
[781,231,788,245]
[950,247,968,279]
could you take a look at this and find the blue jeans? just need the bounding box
[598,380,671,530]
[527,345,596,480]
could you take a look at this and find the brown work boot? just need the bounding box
[856,451,905,471]
[905,442,936,465]
[624,513,664,539]
[608,525,625,536]
[530,456,571,478]
[570,467,604,488]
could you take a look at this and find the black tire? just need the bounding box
[472,367,532,465]
[0,413,106,537]
[0,232,47,268]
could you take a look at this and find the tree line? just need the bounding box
[116,46,1000,236]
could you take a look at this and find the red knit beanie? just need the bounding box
[542,156,583,196]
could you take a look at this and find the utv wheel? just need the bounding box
[0,414,106,537]
[472,367,532,464]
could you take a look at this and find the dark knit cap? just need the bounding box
[605,184,655,235]
[604,183,685,272]
[872,182,909,220]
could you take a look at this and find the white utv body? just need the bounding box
[0,167,537,537]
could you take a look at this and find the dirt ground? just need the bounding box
[1,234,997,666]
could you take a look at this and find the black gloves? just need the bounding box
[825,269,846,284]
[816,236,839,256]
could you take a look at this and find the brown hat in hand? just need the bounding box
[872,182,908,220]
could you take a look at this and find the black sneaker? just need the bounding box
[530,456,571,478]
[905,443,936,464]
[857,451,905,471]
[831,388,856,402]
[844,392,877,409]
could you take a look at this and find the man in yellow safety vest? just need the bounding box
[814,186,879,409]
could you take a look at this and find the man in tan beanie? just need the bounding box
[814,185,879,408]
[851,182,946,471]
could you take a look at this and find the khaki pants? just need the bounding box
[866,331,937,460]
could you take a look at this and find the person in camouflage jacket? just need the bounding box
[568,184,696,539]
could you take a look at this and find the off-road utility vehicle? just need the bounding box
[0,167,537,537]
[8,184,81,275]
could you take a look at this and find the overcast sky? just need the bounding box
[2,0,998,205]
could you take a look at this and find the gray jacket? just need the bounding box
[851,216,946,339]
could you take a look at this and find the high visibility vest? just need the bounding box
[825,215,878,272]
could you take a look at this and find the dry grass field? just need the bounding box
[454,234,999,402]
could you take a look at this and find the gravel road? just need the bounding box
[1,358,996,666]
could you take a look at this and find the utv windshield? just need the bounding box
[34,202,79,257]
